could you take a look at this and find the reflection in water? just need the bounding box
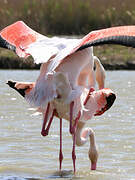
[0,170,74,180]
[0,70,135,180]
[49,170,73,178]
[0,177,41,180]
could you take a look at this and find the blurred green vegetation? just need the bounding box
[1,0,135,35]
[0,0,135,69]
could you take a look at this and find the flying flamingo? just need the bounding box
[1,21,135,173]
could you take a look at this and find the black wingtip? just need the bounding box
[0,35,16,51]
[6,80,26,97]
[77,35,135,51]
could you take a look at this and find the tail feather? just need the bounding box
[25,75,57,108]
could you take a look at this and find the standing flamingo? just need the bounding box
[1,21,135,173]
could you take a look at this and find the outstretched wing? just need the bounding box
[0,21,80,64]
[1,21,135,71]
[77,26,135,51]
[0,21,46,58]
[47,25,135,72]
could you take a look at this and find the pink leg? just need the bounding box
[70,87,95,173]
[41,103,50,136]
[84,87,95,105]
[69,101,81,173]
[72,111,81,174]
[73,111,81,130]
[72,130,76,174]
[44,109,56,135]
[59,118,63,171]
[41,102,56,136]
[70,86,93,133]
[70,101,74,134]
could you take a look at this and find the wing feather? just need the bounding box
[77,26,135,50]
[1,22,135,72]
[2,22,135,109]
[26,37,80,64]
[47,26,135,72]
[0,21,47,57]
[0,21,80,64]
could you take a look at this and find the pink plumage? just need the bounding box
[3,21,132,173]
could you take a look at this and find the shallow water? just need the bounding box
[0,70,135,180]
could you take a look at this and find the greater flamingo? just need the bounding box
[1,21,135,173]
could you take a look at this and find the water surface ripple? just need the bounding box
[0,70,135,180]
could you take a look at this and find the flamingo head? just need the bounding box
[94,88,116,116]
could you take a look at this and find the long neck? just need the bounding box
[94,56,105,89]
[75,122,96,148]
[75,122,98,170]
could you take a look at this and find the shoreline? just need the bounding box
[0,45,135,70]
[103,61,135,70]
[1,57,135,70]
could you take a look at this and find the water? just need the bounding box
[0,70,135,180]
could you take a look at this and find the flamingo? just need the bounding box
[1,21,135,173]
